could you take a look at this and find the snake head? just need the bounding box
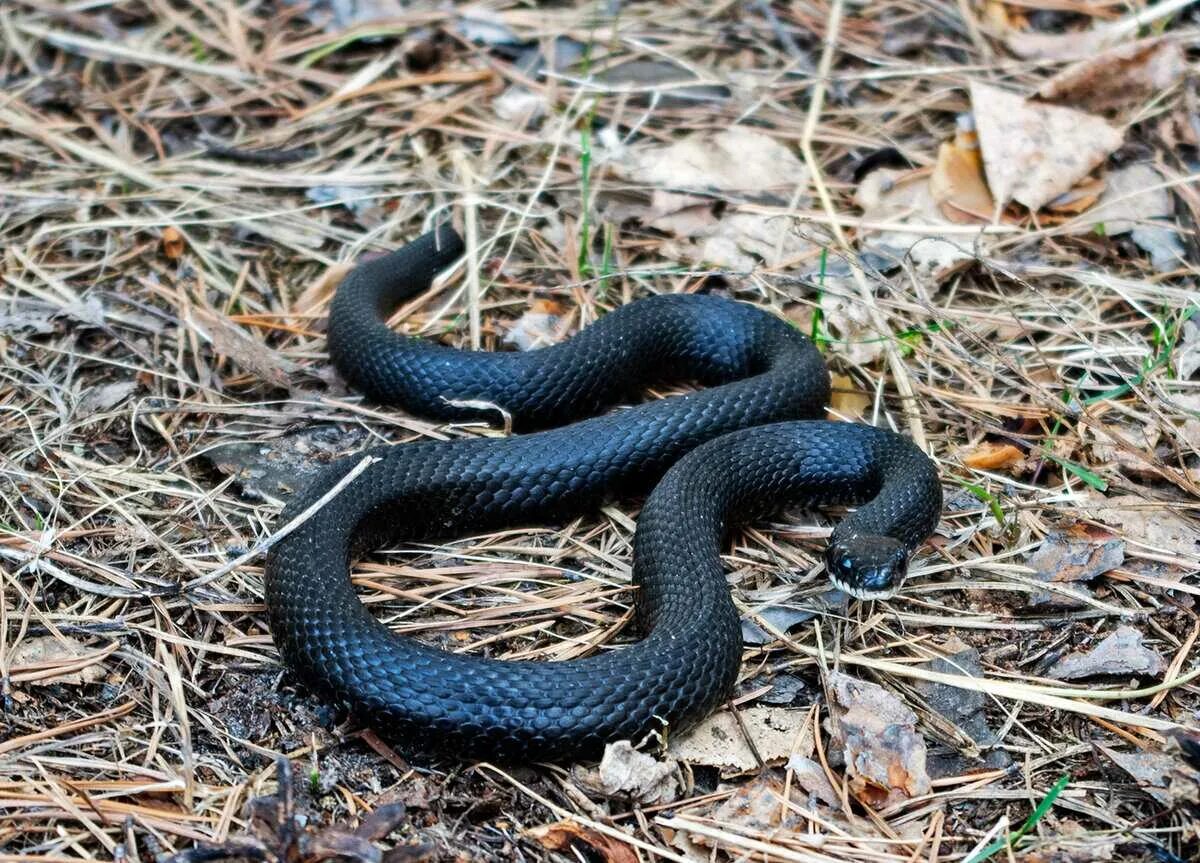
[825,534,908,600]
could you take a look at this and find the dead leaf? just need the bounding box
[1100,744,1200,808]
[191,307,298,390]
[853,168,977,284]
[1046,625,1166,680]
[572,740,679,805]
[689,211,818,271]
[503,299,565,351]
[162,225,185,259]
[1026,525,1125,584]
[962,442,1024,470]
[670,706,809,775]
[77,380,138,418]
[1037,37,1186,114]
[692,772,801,851]
[1074,163,1185,272]
[1004,25,1121,62]
[786,754,841,807]
[527,821,638,863]
[1176,318,1200,380]
[827,672,931,808]
[1045,176,1107,215]
[819,286,886,366]
[829,373,871,420]
[1079,494,1200,559]
[8,635,108,686]
[970,80,1124,212]
[930,119,994,223]
[622,127,809,194]
[1088,421,1163,479]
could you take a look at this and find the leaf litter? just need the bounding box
[3,1,1199,861]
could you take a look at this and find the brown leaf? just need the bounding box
[692,772,801,851]
[970,80,1124,212]
[162,225,185,259]
[354,803,407,841]
[191,307,297,390]
[1026,525,1125,584]
[930,122,994,223]
[526,821,639,863]
[786,754,841,807]
[1046,625,1166,680]
[1045,177,1107,216]
[1100,744,1200,807]
[962,442,1024,470]
[1078,494,1200,559]
[503,299,566,351]
[829,373,871,421]
[828,672,930,808]
[1037,37,1186,114]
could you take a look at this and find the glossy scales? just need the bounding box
[264,226,942,761]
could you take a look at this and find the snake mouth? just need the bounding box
[825,533,909,600]
[827,571,901,601]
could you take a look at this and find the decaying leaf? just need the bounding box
[853,168,977,285]
[1037,37,1187,115]
[572,740,680,805]
[1026,524,1125,584]
[962,442,1024,471]
[786,754,841,807]
[827,672,931,808]
[503,299,565,351]
[190,307,298,390]
[690,772,801,851]
[829,373,871,420]
[622,127,809,194]
[930,117,994,223]
[670,706,810,775]
[8,635,108,686]
[1046,625,1166,680]
[1079,494,1200,559]
[970,80,1124,212]
[526,821,638,863]
[161,225,185,259]
[914,637,1011,777]
[1100,744,1200,807]
[1074,163,1184,272]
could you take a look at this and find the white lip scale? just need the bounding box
[828,574,900,602]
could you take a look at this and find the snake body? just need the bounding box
[264,226,941,760]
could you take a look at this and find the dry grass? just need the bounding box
[2,1,1198,861]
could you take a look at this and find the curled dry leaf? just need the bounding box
[930,117,994,223]
[1046,625,1166,680]
[1037,37,1186,115]
[503,299,565,351]
[669,706,810,775]
[962,442,1024,471]
[572,740,680,805]
[161,225,185,259]
[827,672,931,808]
[970,80,1123,212]
[526,821,638,863]
[1026,524,1125,584]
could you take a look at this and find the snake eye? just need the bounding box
[841,558,853,570]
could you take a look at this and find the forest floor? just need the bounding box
[2,1,1199,862]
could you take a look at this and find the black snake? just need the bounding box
[263,225,941,760]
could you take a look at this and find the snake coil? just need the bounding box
[264,225,941,760]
